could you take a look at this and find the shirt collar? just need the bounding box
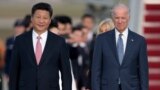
[87,31,93,41]
[32,30,48,40]
[115,28,128,38]
[72,42,87,48]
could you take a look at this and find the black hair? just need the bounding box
[72,24,84,32]
[49,15,72,29]
[54,15,72,24]
[32,2,53,17]
[14,19,25,27]
[23,14,31,28]
[48,19,58,29]
[81,13,95,20]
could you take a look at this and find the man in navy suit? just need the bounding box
[5,19,26,77]
[91,4,148,90]
[9,2,72,90]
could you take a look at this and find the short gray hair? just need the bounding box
[111,3,130,17]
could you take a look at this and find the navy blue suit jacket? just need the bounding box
[5,37,15,76]
[91,29,148,90]
[9,30,72,90]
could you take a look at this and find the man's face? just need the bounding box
[58,23,72,35]
[58,22,65,31]
[72,30,83,43]
[82,17,94,30]
[31,10,51,33]
[112,7,129,32]
[82,28,89,42]
[65,23,72,34]
[14,26,25,36]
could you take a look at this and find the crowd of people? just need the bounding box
[0,3,114,90]
[0,2,148,90]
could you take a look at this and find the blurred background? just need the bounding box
[0,0,128,39]
[0,0,160,90]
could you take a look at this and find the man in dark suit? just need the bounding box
[80,14,96,90]
[5,19,26,77]
[91,4,148,90]
[9,2,72,90]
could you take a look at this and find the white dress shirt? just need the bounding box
[115,28,128,53]
[115,28,129,84]
[87,31,94,42]
[32,30,48,53]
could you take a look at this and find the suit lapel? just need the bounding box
[109,30,120,66]
[39,31,53,66]
[121,30,134,66]
[26,30,37,66]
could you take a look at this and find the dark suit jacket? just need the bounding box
[85,33,96,89]
[9,30,72,90]
[69,44,90,87]
[91,29,149,90]
[4,36,15,76]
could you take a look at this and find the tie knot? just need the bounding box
[119,33,123,37]
[37,36,41,40]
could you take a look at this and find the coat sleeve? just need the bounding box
[59,39,72,90]
[139,37,149,90]
[9,37,20,90]
[91,36,103,90]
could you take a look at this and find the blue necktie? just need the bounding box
[117,34,124,65]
